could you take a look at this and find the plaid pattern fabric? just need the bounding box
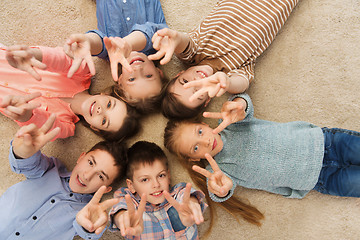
[109,182,207,240]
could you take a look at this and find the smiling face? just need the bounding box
[69,149,119,194]
[170,65,213,108]
[176,122,224,160]
[81,94,127,133]
[126,160,170,205]
[118,52,163,101]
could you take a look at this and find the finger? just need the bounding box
[23,92,42,102]
[118,57,133,74]
[2,109,20,120]
[15,123,37,138]
[163,190,180,210]
[208,179,224,196]
[30,58,47,70]
[94,224,106,235]
[23,65,42,81]
[100,197,120,211]
[84,55,96,76]
[207,83,221,98]
[110,59,119,82]
[125,194,135,215]
[67,58,83,78]
[204,153,221,172]
[192,165,212,178]
[119,213,127,236]
[159,51,173,65]
[203,111,222,120]
[93,214,108,231]
[216,87,227,97]
[183,80,203,89]
[39,114,57,133]
[151,34,162,50]
[190,203,203,224]
[148,50,165,62]
[5,105,28,115]
[212,120,230,134]
[89,185,106,205]
[77,214,95,232]
[137,193,147,216]
[182,183,192,204]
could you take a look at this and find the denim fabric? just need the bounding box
[314,127,360,197]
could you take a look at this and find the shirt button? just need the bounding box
[15,232,20,236]
[123,0,126,2]
[33,216,37,220]
[25,88,29,93]
[126,17,130,21]
[70,193,73,197]
[51,199,55,203]
[4,82,8,86]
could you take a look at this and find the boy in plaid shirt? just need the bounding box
[109,141,207,239]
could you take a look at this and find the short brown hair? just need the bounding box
[126,141,168,180]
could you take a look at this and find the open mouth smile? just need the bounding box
[212,138,217,150]
[197,71,207,78]
[76,175,86,187]
[150,190,163,197]
[90,101,95,116]
[130,57,144,65]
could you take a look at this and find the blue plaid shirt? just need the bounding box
[109,182,207,240]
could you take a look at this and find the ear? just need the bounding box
[90,125,100,132]
[204,97,211,107]
[126,179,136,194]
[104,186,112,193]
[77,152,86,163]
[157,68,164,78]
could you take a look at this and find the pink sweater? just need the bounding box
[0,46,92,139]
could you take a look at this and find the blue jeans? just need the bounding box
[313,128,360,197]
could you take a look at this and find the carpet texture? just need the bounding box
[1,0,360,239]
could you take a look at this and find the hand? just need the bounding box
[76,186,120,235]
[192,153,233,198]
[6,45,47,81]
[184,72,229,103]
[64,33,96,78]
[0,92,42,122]
[114,193,146,237]
[164,183,204,227]
[104,37,133,82]
[148,28,181,65]
[203,98,247,134]
[12,114,60,159]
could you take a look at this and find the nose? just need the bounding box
[96,105,102,114]
[153,178,160,188]
[83,169,95,181]
[200,138,210,147]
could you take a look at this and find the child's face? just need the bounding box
[81,94,127,133]
[126,159,170,205]
[176,123,223,160]
[118,52,162,101]
[170,65,213,108]
[69,149,119,194]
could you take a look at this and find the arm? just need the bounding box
[9,114,60,178]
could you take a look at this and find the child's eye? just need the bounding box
[198,129,203,135]
[194,145,199,152]
[128,77,135,82]
[141,178,148,182]
[146,74,153,78]
[107,100,111,108]
[88,160,93,166]
[98,174,104,181]
[159,173,166,178]
[102,118,106,125]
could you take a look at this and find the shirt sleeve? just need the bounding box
[15,107,76,140]
[39,46,92,81]
[227,62,254,86]
[9,142,55,179]
[229,93,254,122]
[73,219,104,240]
[108,188,129,231]
[204,167,237,203]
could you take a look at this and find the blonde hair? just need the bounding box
[164,120,264,233]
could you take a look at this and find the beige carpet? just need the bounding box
[1,0,360,239]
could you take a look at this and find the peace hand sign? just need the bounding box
[192,153,233,198]
[203,98,247,134]
[64,33,96,78]
[104,37,133,82]
[6,45,47,81]
[184,72,229,102]
[164,183,204,227]
[114,193,147,237]
[76,186,120,235]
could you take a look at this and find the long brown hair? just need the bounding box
[164,120,264,234]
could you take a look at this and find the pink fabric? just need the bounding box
[0,46,92,139]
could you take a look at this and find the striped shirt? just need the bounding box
[177,0,298,83]
[109,182,207,240]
